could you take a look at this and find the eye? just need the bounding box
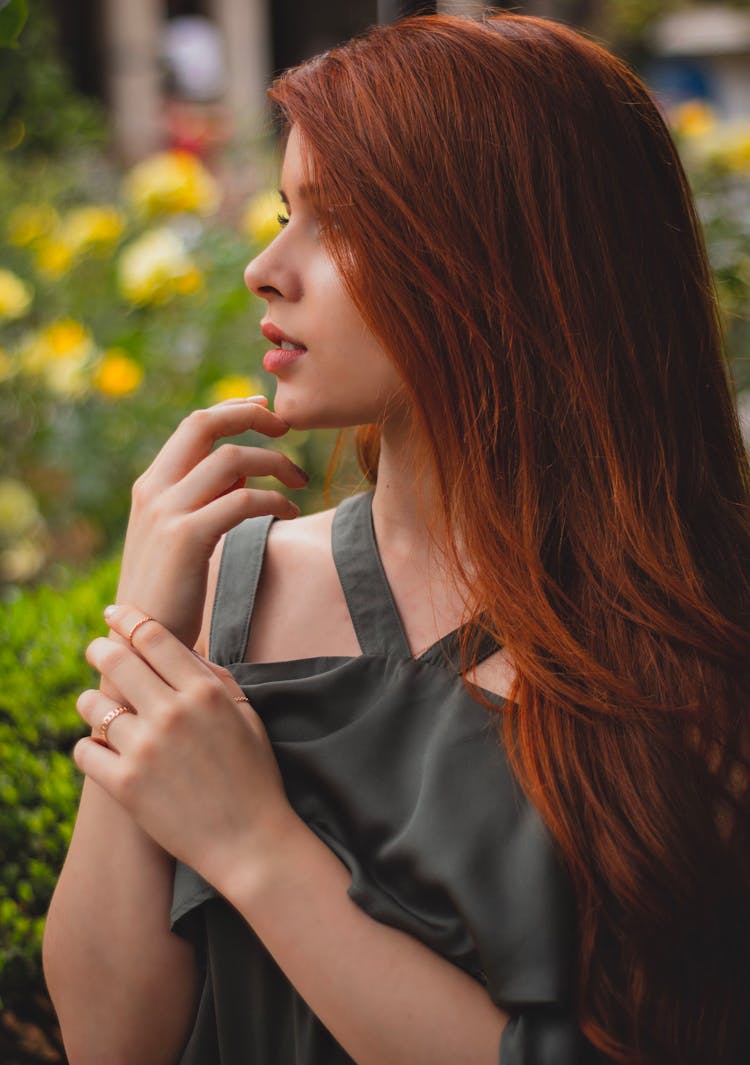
[277,212,290,228]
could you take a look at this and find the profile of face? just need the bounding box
[244,125,408,431]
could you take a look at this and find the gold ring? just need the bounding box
[233,695,250,703]
[98,704,134,746]
[127,615,157,646]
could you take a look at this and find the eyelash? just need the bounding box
[276,211,340,236]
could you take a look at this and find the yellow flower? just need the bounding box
[6,203,59,247]
[20,319,97,398]
[117,227,203,306]
[93,349,144,398]
[124,151,220,218]
[32,206,126,277]
[241,190,285,247]
[722,133,750,173]
[35,238,74,278]
[58,205,126,258]
[0,269,33,320]
[208,375,264,404]
[173,265,203,296]
[683,121,750,174]
[670,100,717,139]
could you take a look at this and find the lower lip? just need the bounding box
[262,347,307,374]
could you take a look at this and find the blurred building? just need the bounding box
[55,0,487,163]
[647,4,750,120]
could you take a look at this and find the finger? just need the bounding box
[100,606,210,691]
[73,735,125,794]
[76,689,138,753]
[86,630,175,715]
[215,395,268,407]
[195,488,301,542]
[174,443,308,510]
[142,400,291,490]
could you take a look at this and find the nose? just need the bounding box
[244,241,301,303]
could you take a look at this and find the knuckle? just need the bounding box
[189,676,222,708]
[217,442,242,466]
[76,689,97,713]
[99,641,127,671]
[159,697,185,730]
[131,475,148,504]
[186,408,210,433]
[137,621,167,652]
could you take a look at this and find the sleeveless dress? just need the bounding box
[171,491,602,1065]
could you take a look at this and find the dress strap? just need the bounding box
[331,492,412,658]
[208,514,275,666]
[418,622,501,674]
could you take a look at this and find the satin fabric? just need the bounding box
[171,492,602,1064]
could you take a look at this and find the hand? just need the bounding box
[116,396,308,647]
[74,605,298,887]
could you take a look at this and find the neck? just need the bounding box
[370,412,448,562]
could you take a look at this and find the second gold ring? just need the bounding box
[99,704,134,746]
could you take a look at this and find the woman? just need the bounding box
[43,13,750,1065]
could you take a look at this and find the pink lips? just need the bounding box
[260,321,307,375]
[262,347,306,373]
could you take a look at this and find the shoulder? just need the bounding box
[196,504,361,663]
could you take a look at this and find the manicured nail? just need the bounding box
[103,604,117,620]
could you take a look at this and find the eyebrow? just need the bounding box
[278,184,316,206]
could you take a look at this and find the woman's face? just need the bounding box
[244,125,408,430]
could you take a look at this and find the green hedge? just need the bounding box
[0,555,118,1012]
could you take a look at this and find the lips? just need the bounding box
[260,321,307,350]
[260,320,308,375]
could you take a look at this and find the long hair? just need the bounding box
[269,14,750,1064]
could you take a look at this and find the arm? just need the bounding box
[73,606,509,1065]
[43,399,306,1065]
[42,545,223,1065]
[220,815,509,1065]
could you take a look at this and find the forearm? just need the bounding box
[217,816,508,1065]
[43,778,199,1065]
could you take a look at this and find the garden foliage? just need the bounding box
[0,147,338,591]
[0,555,117,1010]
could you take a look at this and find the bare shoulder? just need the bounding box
[247,506,362,662]
[194,508,338,659]
[465,648,517,703]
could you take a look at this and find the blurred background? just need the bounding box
[0,0,748,1061]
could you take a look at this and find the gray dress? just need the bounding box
[171,491,602,1065]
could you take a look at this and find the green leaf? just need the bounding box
[0,0,27,49]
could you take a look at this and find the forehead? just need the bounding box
[280,125,313,200]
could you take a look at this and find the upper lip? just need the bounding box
[260,321,307,349]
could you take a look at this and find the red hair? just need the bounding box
[270,13,750,1063]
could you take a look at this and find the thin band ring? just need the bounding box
[98,704,134,746]
[233,695,250,703]
[127,615,157,646]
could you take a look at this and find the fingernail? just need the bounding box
[288,502,301,518]
[103,604,117,620]
[292,463,309,483]
[246,395,268,404]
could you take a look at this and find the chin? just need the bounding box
[271,389,374,432]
